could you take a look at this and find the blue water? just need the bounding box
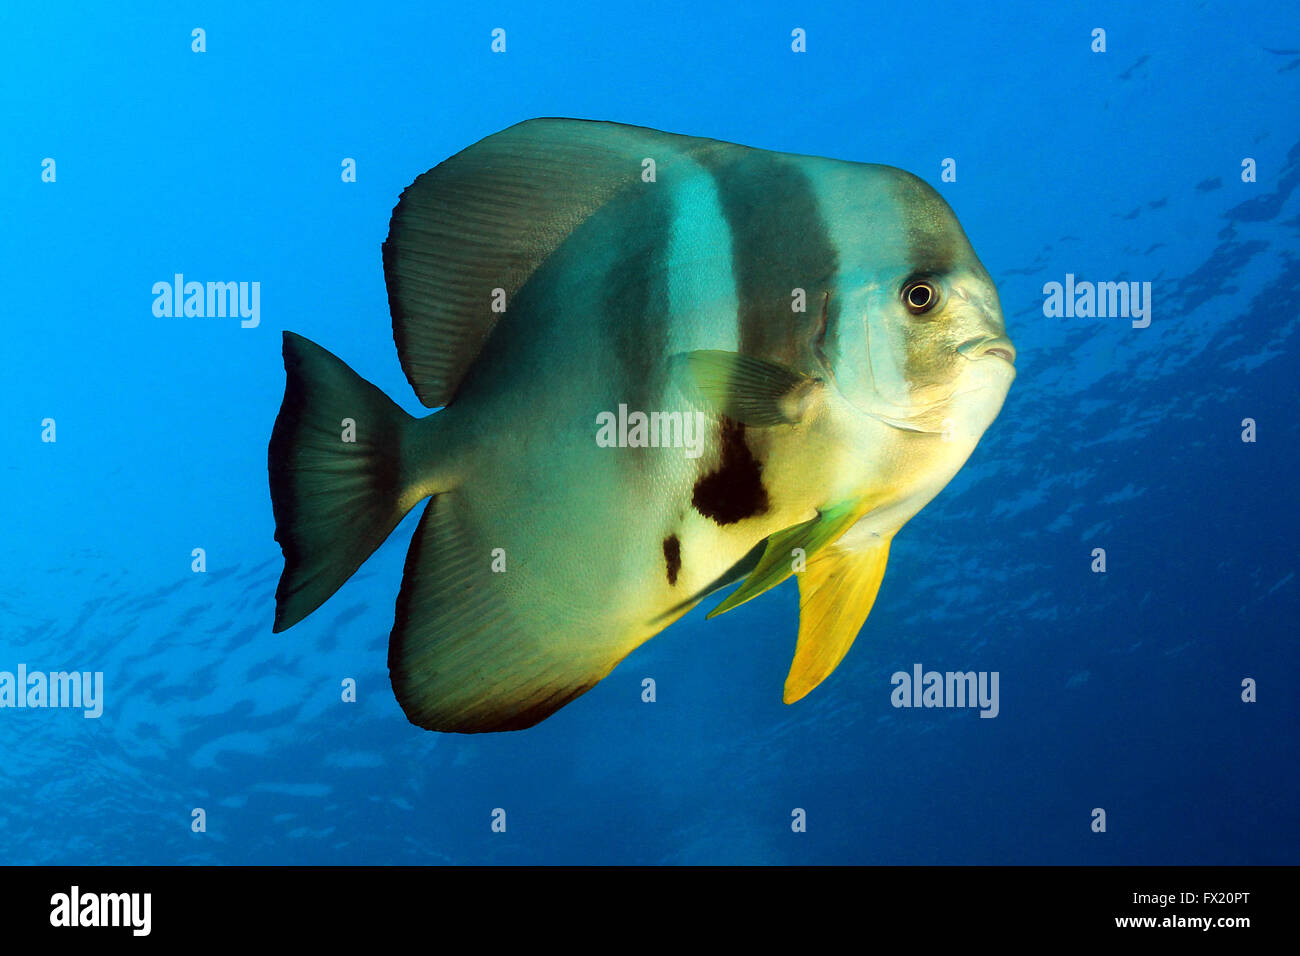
[1,1,1296,865]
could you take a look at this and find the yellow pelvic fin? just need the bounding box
[707,501,863,619]
[783,534,892,704]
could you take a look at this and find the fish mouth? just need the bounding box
[958,336,1017,366]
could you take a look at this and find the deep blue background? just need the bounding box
[1,1,1296,864]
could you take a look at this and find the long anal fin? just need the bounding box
[784,536,892,704]
[388,493,618,733]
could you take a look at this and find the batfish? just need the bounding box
[268,118,1017,733]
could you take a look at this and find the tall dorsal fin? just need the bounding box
[382,117,729,408]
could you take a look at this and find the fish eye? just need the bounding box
[901,277,941,315]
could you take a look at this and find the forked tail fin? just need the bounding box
[268,331,421,632]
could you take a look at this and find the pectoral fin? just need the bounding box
[672,350,822,426]
[707,501,862,618]
[783,535,892,704]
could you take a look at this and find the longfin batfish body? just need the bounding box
[268,118,1017,732]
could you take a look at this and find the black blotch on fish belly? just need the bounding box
[663,534,681,586]
[691,418,769,525]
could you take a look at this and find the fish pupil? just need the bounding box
[904,280,937,313]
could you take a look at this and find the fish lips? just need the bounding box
[958,335,1017,368]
